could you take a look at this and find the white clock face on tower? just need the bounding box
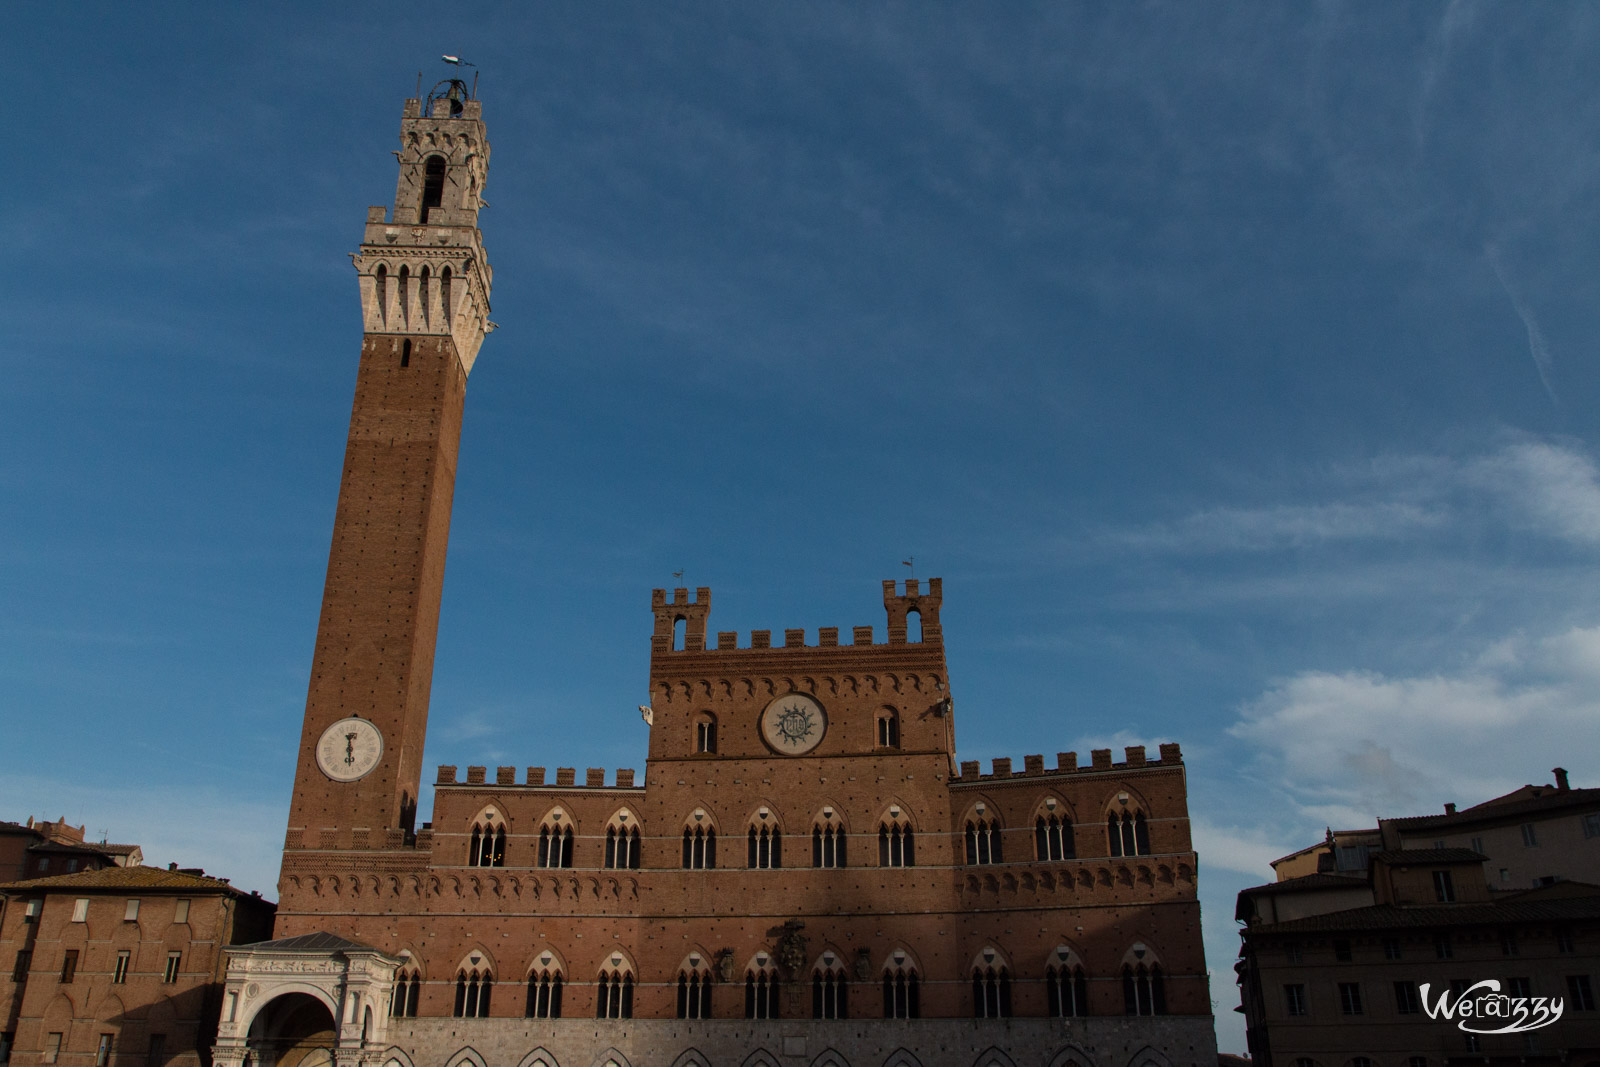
[315,717,385,781]
[760,693,827,755]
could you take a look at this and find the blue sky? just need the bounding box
[6,4,1600,1052]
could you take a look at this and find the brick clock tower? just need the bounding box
[283,80,493,861]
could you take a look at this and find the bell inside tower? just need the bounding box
[419,156,446,223]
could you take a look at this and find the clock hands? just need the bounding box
[345,731,358,766]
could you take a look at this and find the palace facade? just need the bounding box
[205,82,1217,1067]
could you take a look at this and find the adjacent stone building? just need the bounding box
[1234,774,1600,1065]
[0,865,274,1067]
[206,81,1218,1067]
[0,822,142,885]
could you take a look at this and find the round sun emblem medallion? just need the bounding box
[760,693,827,755]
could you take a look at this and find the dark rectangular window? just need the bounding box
[1283,984,1307,1016]
[1557,930,1576,954]
[95,1034,113,1067]
[1382,937,1402,960]
[1584,813,1600,839]
[60,951,78,984]
[1435,935,1453,959]
[1338,982,1363,1015]
[1333,939,1352,962]
[146,1035,166,1067]
[1501,932,1518,957]
[1433,870,1455,903]
[163,952,180,984]
[1394,980,1420,1014]
[1509,976,1531,998]
[1284,941,1302,964]
[1568,975,1595,1011]
[1521,823,1538,846]
[113,951,130,984]
[11,951,30,983]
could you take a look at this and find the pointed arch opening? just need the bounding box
[970,947,1011,1018]
[1035,796,1075,861]
[1045,946,1088,1017]
[811,948,848,1019]
[744,951,780,1019]
[595,952,634,1019]
[812,806,848,869]
[604,810,641,870]
[747,807,783,870]
[419,155,446,223]
[881,950,920,1019]
[537,809,574,869]
[878,806,915,868]
[682,810,717,870]
[676,953,713,1019]
[525,950,563,1019]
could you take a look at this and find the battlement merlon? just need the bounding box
[649,579,947,662]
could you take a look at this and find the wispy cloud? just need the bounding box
[1105,436,1600,556]
[1487,244,1560,409]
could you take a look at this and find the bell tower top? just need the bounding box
[353,80,494,376]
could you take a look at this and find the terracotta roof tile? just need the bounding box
[0,865,237,893]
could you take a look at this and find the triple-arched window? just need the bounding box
[748,819,782,869]
[605,811,640,870]
[468,821,505,867]
[1036,812,1074,860]
[882,955,920,1018]
[683,817,716,869]
[525,964,562,1019]
[813,811,847,868]
[538,822,574,868]
[812,955,849,1019]
[389,967,420,1017]
[595,963,633,1019]
[453,967,492,1018]
[972,963,1012,1018]
[745,955,780,1019]
[965,817,1002,865]
[1049,959,1088,1017]
[677,957,713,1019]
[1123,962,1166,1015]
[879,811,915,868]
[1108,809,1151,857]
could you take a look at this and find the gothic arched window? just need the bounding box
[453,967,492,1018]
[965,817,1002,865]
[419,155,446,223]
[605,825,640,870]
[1036,812,1074,860]
[882,956,920,1019]
[468,820,505,867]
[812,960,848,1019]
[677,960,713,1019]
[813,812,847,869]
[390,968,420,1017]
[595,964,633,1019]
[1107,808,1151,858]
[972,964,1012,1018]
[745,957,780,1019]
[525,964,562,1019]
[537,816,574,869]
[879,814,915,868]
[1122,962,1166,1015]
[682,823,716,869]
[1046,962,1088,1017]
[748,823,782,869]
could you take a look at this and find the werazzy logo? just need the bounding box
[1421,980,1563,1034]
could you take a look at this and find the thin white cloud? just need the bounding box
[1190,818,1296,881]
[1117,500,1443,553]
[1487,244,1560,409]
[1108,436,1600,556]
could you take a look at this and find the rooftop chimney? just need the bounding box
[1444,803,1457,815]
[1554,767,1570,791]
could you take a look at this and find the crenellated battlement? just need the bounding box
[649,579,945,661]
[435,765,644,789]
[950,742,1183,784]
